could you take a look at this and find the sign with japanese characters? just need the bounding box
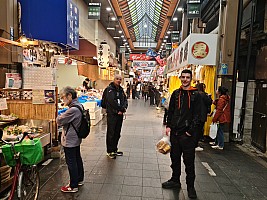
[167,34,218,73]
[0,98,8,110]
[187,3,201,19]
[67,0,79,49]
[97,43,110,69]
[88,3,101,20]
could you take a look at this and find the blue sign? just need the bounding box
[67,0,79,49]
[19,0,79,50]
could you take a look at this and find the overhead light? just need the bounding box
[93,56,97,60]
[163,40,167,42]
[106,7,111,11]
[177,7,183,12]
[165,36,168,38]
[144,24,147,28]
[113,36,120,39]
[118,30,122,34]
[111,17,116,21]
[167,31,171,34]
[20,35,28,43]
[173,17,178,21]
[123,39,127,42]
[107,27,115,30]
[124,42,128,45]
[121,35,124,38]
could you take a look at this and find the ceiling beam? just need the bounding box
[109,0,135,50]
[156,0,179,50]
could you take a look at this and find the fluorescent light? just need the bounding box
[121,35,124,38]
[123,39,126,42]
[113,36,120,39]
[167,31,171,34]
[107,27,115,30]
[173,17,178,21]
[111,17,116,21]
[165,35,168,38]
[118,30,122,34]
[144,24,147,28]
[163,40,167,42]
[178,7,183,12]
[106,7,111,11]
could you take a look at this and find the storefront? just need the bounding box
[166,33,218,135]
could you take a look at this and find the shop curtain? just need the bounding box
[203,66,216,136]
[169,76,181,94]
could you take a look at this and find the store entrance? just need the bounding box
[251,81,267,153]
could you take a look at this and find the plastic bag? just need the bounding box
[156,135,171,154]
[209,123,218,139]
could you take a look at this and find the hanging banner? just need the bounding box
[187,3,201,19]
[67,0,79,49]
[5,73,22,89]
[167,34,218,73]
[171,33,179,43]
[88,3,101,20]
[146,48,158,57]
[129,54,152,61]
[97,43,110,69]
[0,98,8,110]
[132,61,156,68]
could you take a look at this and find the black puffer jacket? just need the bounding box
[106,82,128,115]
[167,86,201,136]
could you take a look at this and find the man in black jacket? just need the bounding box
[162,69,201,199]
[105,75,128,159]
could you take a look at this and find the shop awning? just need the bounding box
[68,39,97,57]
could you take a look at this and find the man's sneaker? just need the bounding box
[78,181,84,186]
[115,150,123,156]
[209,142,216,145]
[195,146,204,151]
[61,185,78,193]
[162,179,181,189]
[187,187,197,199]
[107,152,116,159]
[211,145,223,150]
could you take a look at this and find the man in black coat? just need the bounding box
[162,69,201,199]
[105,75,128,159]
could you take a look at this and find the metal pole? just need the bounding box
[239,0,256,140]
[231,0,243,140]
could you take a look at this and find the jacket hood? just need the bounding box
[179,86,197,91]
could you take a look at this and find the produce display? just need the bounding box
[3,125,43,140]
[0,114,18,122]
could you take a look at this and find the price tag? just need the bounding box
[0,98,8,110]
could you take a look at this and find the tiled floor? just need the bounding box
[37,99,267,200]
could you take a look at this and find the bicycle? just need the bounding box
[0,131,40,200]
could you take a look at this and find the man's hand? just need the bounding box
[166,127,171,136]
[118,111,123,115]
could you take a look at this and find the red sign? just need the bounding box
[191,41,209,59]
[155,55,167,67]
[129,54,152,61]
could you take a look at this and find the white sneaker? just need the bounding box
[195,147,204,151]
[211,145,223,150]
[156,107,160,110]
[209,142,215,145]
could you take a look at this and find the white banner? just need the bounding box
[97,43,110,69]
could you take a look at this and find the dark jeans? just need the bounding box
[144,92,148,102]
[64,146,84,188]
[150,95,155,105]
[163,108,168,123]
[170,132,196,188]
[196,122,205,147]
[107,114,123,153]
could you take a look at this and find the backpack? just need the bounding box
[101,87,108,109]
[67,105,90,139]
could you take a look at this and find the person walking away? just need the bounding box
[104,75,128,159]
[195,83,212,151]
[211,86,230,150]
[162,69,201,199]
[132,82,136,99]
[148,83,155,105]
[136,82,141,99]
[126,82,130,99]
[57,87,84,193]
[144,83,149,102]
[154,86,161,109]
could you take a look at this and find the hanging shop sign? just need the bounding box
[97,43,110,69]
[22,48,47,66]
[171,33,179,43]
[19,0,79,50]
[167,34,218,73]
[129,54,152,61]
[88,3,101,20]
[187,0,201,3]
[166,43,172,51]
[132,61,156,68]
[5,73,22,89]
[187,3,201,19]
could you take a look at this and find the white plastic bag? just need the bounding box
[209,123,218,139]
[156,135,171,154]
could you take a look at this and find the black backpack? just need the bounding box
[101,88,108,109]
[67,105,90,139]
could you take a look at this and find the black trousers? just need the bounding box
[170,133,196,188]
[107,114,123,153]
[144,92,148,102]
[196,122,205,147]
[64,146,84,188]
[163,108,168,123]
[150,94,155,105]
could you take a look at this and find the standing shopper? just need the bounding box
[57,87,84,193]
[105,75,128,159]
[143,83,149,102]
[162,70,201,199]
[195,83,212,151]
[211,86,231,150]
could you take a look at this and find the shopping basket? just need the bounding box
[1,138,43,167]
